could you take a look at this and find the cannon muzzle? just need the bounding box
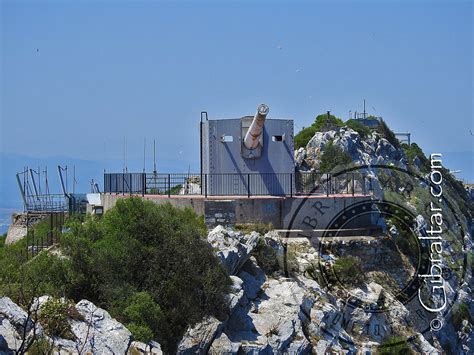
[243,104,269,150]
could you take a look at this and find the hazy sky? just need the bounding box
[1,0,472,175]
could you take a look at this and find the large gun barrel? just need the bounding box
[244,104,269,150]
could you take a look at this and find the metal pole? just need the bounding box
[326,175,329,197]
[247,174,251,198]
[352,173,355,196]
[205,174,208,198]
[168,174,171,197]
[290,173,293,197]
[200,113,204,192]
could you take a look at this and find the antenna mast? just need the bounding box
[143,138,146,173]
[153,139,157,174]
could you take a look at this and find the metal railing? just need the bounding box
[24,194,87,213]
[25,212,65,259]
[104,172,372,197]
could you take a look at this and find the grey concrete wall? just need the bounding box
[100,194,374,231]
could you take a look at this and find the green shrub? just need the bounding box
[28,338,53,355]
[376,119,400,149]
[401,143,430,171]
[0,198,231,353]
[345,119,371,138]
[0,233,6,248]
[378,335,413,354]
[252,239,280,274]
[333,256,364,284]
[60,198,231,352]
[319,141,352,173]
[235,222,274,235]
[38,298,80,340]
[122,292,164,343]
[294,113,344,149]
[452,303,472,331]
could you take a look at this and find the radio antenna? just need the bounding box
[153,139,157,174]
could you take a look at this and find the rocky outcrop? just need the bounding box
[54,299,133,354]
[303,128,405,170]
[177,316,223,354]
[5,212,47,245]
[207,225,260,275]
[0,297,41,353]
[0,296,163,354]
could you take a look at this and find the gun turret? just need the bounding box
[243,104,269,150]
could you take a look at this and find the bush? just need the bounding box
[401,143,430,171]
[319,141,352,173]
[294,113,344,149]
[376,119,400,149]
[60,198,231,352]
[345,119,371,138]
[235,222,273,235]
[452,303,472,331]
[0,233,6,248]
[378,335,413,354]
[252,239,280,274]
[38,298,80,340]
[122,292,164,343]
[0,198,231,353]
[333,256,364,284]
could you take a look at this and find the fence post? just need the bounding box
[247,174,250,198]
[290,173,293,197]
[130,173,132,195]
[168,174,171,198]
[352,173,355,196]
[326,175,329,197]
[122,175,124,196]
[205,174,208,198]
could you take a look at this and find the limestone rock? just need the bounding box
[207,225,260,275]
[129,340,163,354]
[176,316,223,354]
[0,297,41,353]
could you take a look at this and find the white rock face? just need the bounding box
[207,225,260,275]
[176,316,223,354]
[0,297,40,353]
[198,253,315,354]
[0,296,164,355]
[54,299,133,354]
[130,340,163,354]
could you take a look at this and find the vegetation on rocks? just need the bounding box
[319,140,352,173]
[0,198,231,352]
[378,335,414,354]
[332,256,365,285]
[38,298,82,340]
[252,238,280,274]
[452,303,472,331]
[294,113,344,148]
[235,222,273,235]
[376,118,400,149]
[345,119,371,138]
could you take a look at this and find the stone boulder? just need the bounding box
[176,316,223,354]
[52,299,133,354]
[0,297,41,353]
[207,226,260,275]
[223,275,315,354]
